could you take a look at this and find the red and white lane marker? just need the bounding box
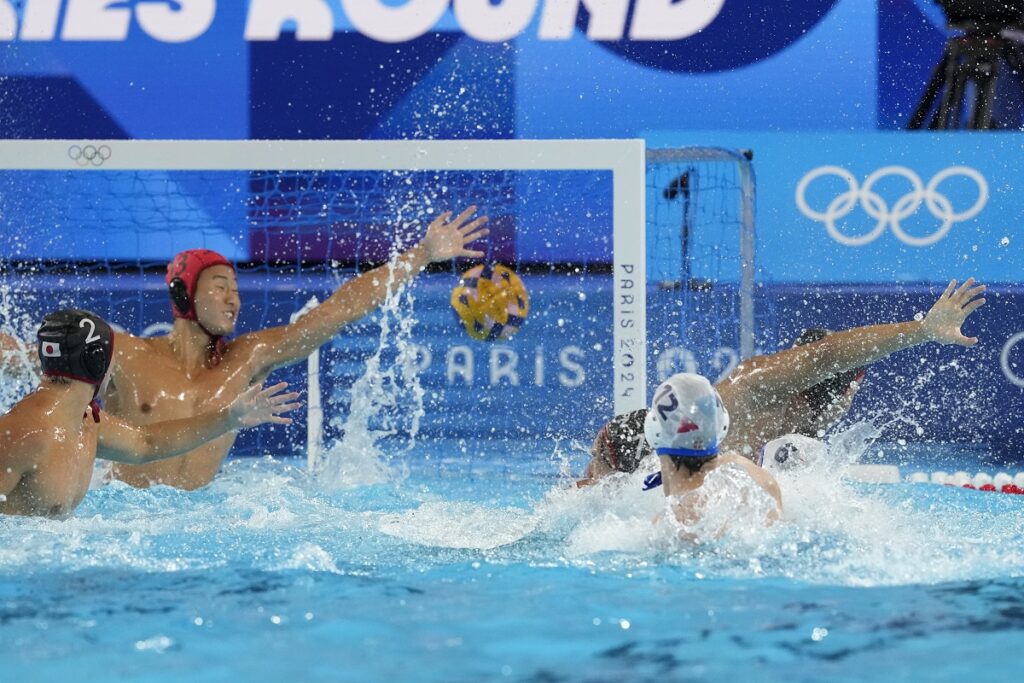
[907,471,1024,494]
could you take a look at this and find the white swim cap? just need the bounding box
[644,373,729,457]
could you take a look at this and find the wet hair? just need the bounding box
[793,328,866,413]
[668,456,716,476]
[595,409,652,473]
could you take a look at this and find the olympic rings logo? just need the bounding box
[795,166,989,247]
[1001,332,1024,388]
[68,144,112,167]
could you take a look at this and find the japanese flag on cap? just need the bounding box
[644,373,729,458]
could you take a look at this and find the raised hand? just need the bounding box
[420,205,490,262]
[229,382,302,428]
[921,278,987,346]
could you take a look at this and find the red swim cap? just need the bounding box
[165,249,234,320]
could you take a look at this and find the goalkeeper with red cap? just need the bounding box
[106,206,488,490]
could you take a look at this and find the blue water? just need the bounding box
[1,441,1023,683]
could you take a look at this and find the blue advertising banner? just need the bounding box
[4,270,1021,461]
[4,1,1008,138]
[647,131,1024,284]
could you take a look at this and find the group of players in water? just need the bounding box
[0,203,987,534]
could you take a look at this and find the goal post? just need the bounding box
[644,147,759,384]
[0,139,649,454]
[0,140,759,458]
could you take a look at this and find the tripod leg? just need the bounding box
[970,58,999,129]
[1003,45,1024,127]
[933,39,966,129]
[909,46,955,129]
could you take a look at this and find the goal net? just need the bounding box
[0,140,644,464]
[0,140,760,469]
[645,147,762,386]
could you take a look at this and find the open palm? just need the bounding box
[230,382,302,428]
[922,278,986,346]
[421,205,490,262]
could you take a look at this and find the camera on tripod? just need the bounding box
[909,1,1024,129]
[934,0,1024,27]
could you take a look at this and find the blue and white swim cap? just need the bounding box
[644,373,729,458]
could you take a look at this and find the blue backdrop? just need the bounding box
[1,0,1023,461]
[2,1,1007,139]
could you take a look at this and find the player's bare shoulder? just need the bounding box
[219,332,268,369]
[0,395,50,457]
[220,330,285,381]
[114,331,170,364]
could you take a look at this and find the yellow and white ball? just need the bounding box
[450,264,529,341]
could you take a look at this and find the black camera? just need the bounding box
[935,0,1024,26]
[911,1,1024,129]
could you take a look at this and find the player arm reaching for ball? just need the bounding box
[718,278,986,413]
[237,206,489,376]
[96,382,300,465]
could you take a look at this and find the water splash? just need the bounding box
[377,501,538,550]
[0,424,1021,589]
[316,205,431,490]
[491,423,1024,586]
[0,281,40,411]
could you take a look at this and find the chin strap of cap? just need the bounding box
[87,399,101,424]
[208,336,226,367]
[642,471,662,491]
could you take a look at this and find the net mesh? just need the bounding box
[0,147,762,470]
[645,148,769,385]
[0,166,616,459]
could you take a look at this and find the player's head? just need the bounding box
[792,329,866,417]
[166,249,238,336]
[591,409,651,473]
[644,373,729,475]
[37,309,114,394]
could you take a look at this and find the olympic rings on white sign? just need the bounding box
[68,144,112,167]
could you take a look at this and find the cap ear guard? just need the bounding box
[82,340,109,381]
[169,277,191,316]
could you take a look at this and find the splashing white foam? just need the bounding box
[377,501,538,550]
[315,229,428,491]
[0,282,40,411]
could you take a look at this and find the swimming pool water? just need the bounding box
[1,441,1023,683]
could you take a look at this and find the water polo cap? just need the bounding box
[165,249,234,321]
[595,409,652,473]
[644,373,730,458]
[759,434,826,472]
[37,309,114,390]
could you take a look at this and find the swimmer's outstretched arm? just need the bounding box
[96,382,301,464]
[236,206,489,375]
[719,278,986,408]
